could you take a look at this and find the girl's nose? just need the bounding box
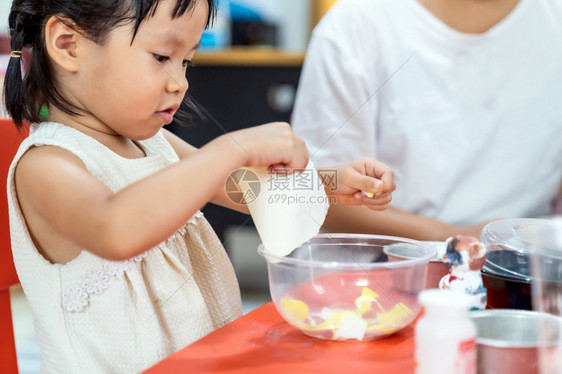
[165,67,188,94]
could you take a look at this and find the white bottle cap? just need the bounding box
[418,289,473,315]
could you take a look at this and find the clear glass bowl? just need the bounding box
[258,234,436,341]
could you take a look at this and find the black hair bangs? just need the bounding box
[130,0,216,40]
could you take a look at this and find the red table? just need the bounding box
[144,302,417,374]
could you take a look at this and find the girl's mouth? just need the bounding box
[156,109,174,124]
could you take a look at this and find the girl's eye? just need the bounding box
[183,60,196,69]
[153,54,170,64]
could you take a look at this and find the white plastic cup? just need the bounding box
[526,221,562,374]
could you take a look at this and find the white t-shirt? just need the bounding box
[292,0,562,224]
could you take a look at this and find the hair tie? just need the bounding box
[10,51,22,58]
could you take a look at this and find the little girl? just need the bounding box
[3,0,395,372]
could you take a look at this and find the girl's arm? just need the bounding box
[165,131,397,214]
[165,130,397,214]
[162,129,250,214]
[15,123,306,262]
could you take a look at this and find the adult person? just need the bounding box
[292,0,562,240]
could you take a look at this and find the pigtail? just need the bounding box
[3,1,45,129]
[3,26,27,129]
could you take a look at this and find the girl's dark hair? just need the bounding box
[3,0,216,129]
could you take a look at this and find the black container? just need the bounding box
[481,270,532,310]
[480,219,562,310]
[480,219,535,310]
[481,249,532,310]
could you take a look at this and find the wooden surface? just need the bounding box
[311,0,338,27]
[193,48,305,67]
[144,302,417,374]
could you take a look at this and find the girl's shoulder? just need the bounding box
[26,122,176,161]
[26,121,99,150]
[14,122,88,167]
[15,123,178,185]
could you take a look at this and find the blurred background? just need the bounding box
[0,1,337,372]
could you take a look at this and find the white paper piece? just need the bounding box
[238,160,330,257]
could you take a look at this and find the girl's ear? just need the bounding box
[44,16,82,73]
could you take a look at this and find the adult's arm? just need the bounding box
[323,204,495,241]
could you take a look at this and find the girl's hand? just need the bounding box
[225,122,309,170]
[319,157,395,211]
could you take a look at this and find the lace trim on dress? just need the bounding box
[62,212,203,312]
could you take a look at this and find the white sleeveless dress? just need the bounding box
[6,122,242,373]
